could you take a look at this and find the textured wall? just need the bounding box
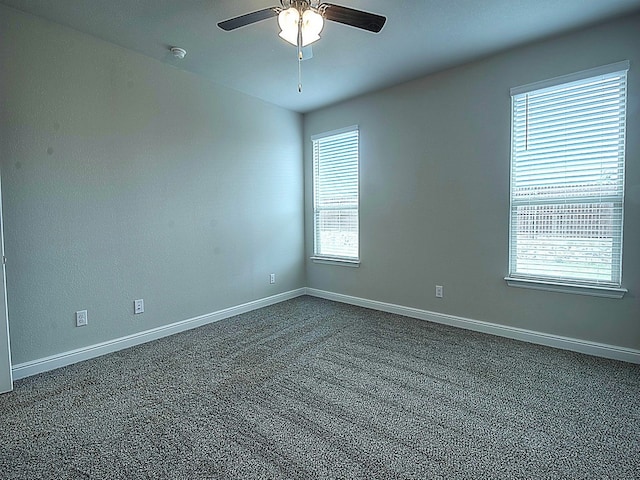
[304,14,640,350]
[0,6,305,364]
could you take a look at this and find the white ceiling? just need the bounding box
[2,0,640,113]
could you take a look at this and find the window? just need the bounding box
[507,61,628,298]
[311,126,359,263]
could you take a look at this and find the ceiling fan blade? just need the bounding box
[320,3,386,33]
[218,7,280,31]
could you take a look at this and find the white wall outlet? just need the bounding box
[134,299,144,314]
[76,310,88,327]
[435,285,444,298]
[270,273,276,284]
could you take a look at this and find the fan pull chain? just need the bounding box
[298,52,302,93]
[297,17,303,92]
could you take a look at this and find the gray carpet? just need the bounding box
[0,296,638,479]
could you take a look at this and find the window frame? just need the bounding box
[310,125,360,266]
[505,61,629,299]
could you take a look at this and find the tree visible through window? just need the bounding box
[508,62,628,288]
[312,126,359,261]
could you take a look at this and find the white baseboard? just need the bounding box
[12,286,638,380]
[305,288,640,364]
[12,288,307,380]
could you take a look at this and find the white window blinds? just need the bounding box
[509,62,628,287]
[312,126,359,260]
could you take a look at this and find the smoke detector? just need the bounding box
[170,47,187,59]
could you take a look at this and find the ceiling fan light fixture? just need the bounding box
[278,28,299,46]
[278,30,298,45]
[302,9,324,39]
[278,7,299,45]
[218,1,386,91]
[278,6,323,47]
[302,32,320,47]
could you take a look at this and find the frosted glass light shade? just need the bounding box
[279,28,299,45]
[278,7,300,43]
[278,7,323,47]
[302,9,323,37]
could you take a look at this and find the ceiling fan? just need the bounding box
[218,0,386,92]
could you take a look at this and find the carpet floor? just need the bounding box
[0,296,638,479]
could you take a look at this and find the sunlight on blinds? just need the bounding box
[312,127,359,260]
[509,63,627,286]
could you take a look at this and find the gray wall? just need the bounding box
[0,6,305,364]
[304,14,640,350]
[1,6,638,367]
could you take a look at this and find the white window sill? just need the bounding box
[504,277,627,299]
[310,256,360,267]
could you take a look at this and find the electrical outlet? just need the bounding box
[270,273,276,284]
[134,299,144,314]
[435,285,444,298]
[76,310,88,327]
